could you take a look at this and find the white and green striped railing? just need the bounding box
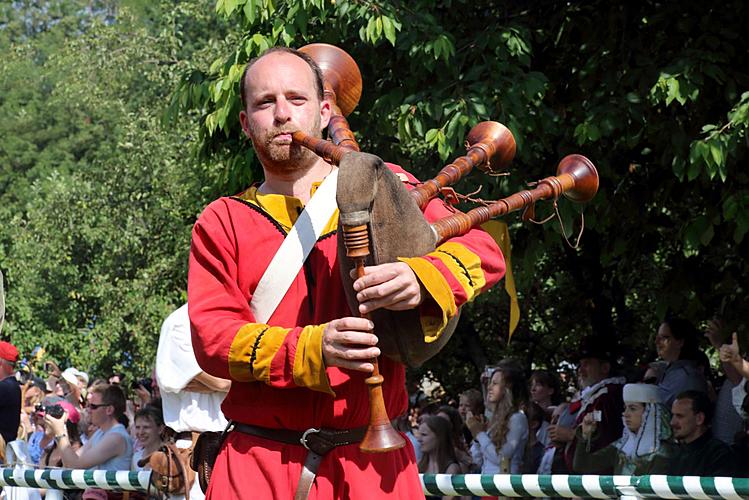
[0,468,152,492]
[2,469,749,498]
[419,474,749,499]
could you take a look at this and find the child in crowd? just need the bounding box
[132,406,165,471]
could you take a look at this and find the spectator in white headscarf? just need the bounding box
[574,383,674,474]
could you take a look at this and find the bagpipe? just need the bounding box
[293,44,599,452]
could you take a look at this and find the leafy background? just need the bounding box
[1,0,747,395]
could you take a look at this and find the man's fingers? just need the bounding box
[330,317,374,332]
[733,332,739,347]
[359,294,415,314]
[324,342,379,373]
[334,360,375,373]
[331,345,380,360]
[352,264,398,291]
[333,330,379,346]
[356,278,402,303]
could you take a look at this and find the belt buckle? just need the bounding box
[300,427,320,451]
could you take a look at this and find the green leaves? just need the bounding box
[360,14,402,46]
[722,193,749,243]
[0,0,222,381]
[4,0,748,392]
[650,71,700,106]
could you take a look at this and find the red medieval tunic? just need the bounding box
[188,164,505,499]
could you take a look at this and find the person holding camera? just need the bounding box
[27,397,62,465]
[573,383,674,475]
[45,383,133,471]
[40,401,82,468]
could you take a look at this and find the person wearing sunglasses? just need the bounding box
[45,382,133,471]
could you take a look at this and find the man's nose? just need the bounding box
[274,97,291,123]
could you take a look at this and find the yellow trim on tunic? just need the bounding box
[228,180,338,391]
[236,184,338,234]
[293,324,334,396]
[430,241,486,302]
[398,256,457,343]
[228,324,287,383]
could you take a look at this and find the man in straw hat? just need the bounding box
[187,46,504,499]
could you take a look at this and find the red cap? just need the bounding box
[0,341,18,362]
[57,400,81,424]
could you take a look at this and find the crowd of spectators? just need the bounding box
[2,315,749,499]
[0,344,164,499]
[405,316,749,495]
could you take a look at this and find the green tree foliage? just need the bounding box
[0,2,229,379]
[2,1,747,395]
[173,0,749,394]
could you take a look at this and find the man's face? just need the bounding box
[578,357,609,388]
[0,358,13,378]
[87,392,111,428]
[530,379,555,405]
[670,398,703,442]
[239,52,331,173]
[655,323,683,362]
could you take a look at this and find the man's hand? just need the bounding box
[183,372,231,393]
[322,317,380,373]
[44,411,68,437]
[465,410,486,439]
[351,262,424,315]
[547,423,575,443]
[134,385,151,406]
[580,412,597,440]
[720,332,742,366]
[704,318,724,349]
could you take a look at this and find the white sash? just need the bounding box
[250,169,339,324]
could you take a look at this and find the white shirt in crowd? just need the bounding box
[156,303,228,500]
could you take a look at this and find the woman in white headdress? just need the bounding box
[573,383,674,474]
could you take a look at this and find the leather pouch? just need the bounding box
[190,431,224,494]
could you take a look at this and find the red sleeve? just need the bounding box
[187,201,332,394]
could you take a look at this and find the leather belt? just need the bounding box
[231,422,375,500]
[232,422,367,456]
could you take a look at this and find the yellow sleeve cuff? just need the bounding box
[293,324,335,396]
[399,256,457,343]
[228,324,284,383]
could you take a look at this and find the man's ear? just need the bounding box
[239,110,252,140]
[319,99,332,130]
[695,411,706,427]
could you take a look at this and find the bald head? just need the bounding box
[240,47,324,108]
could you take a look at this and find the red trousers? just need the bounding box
[206,432,424,499]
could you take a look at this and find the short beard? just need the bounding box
[251,116,323,174]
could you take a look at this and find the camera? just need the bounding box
[481,365,498,382]
[591,410,602,422]
[131,378,153,392]
[35,404,65,419]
